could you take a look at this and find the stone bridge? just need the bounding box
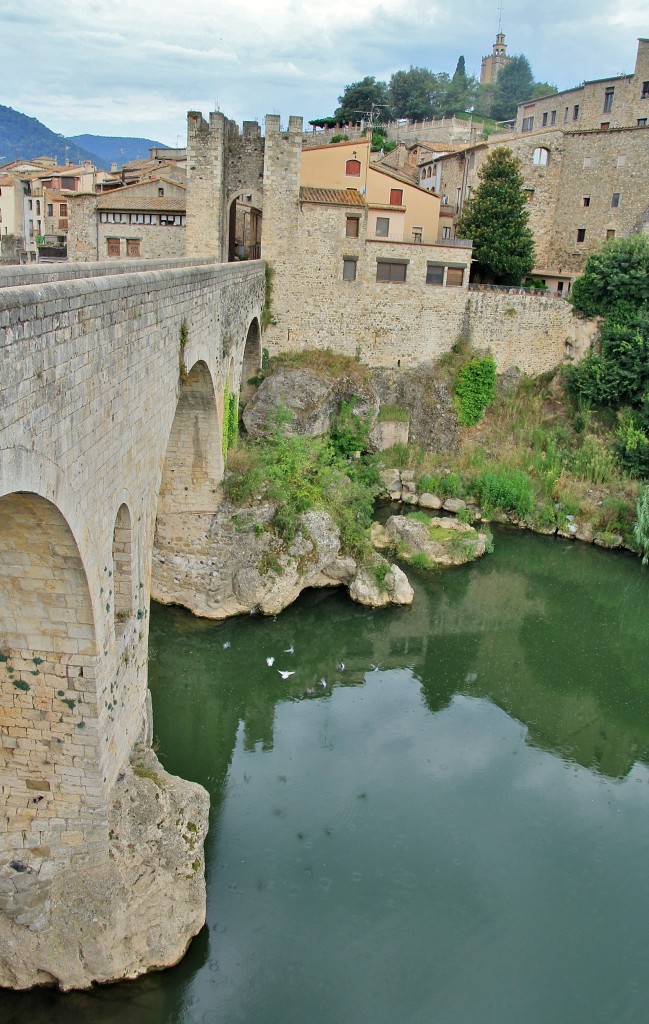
[0,257,265,987]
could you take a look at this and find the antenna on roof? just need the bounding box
[498,0,504,33]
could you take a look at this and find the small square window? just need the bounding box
[442,226,451,239]
[606,229,616,241]
[158,187,164,197]
[345,216,359,238]
[446,268,464,287]
[603,88,614,113]
[576,228,586,243]
[426,264,444,286]
[126,239,141,257]
[611,192,620,208]
[542,112,548,127]
[107,237,120,256]
[375,217,389,237]
[412,228,422,243]
[638,118,647,127]
[342,257,357,281]
[573,105,580,120]
[617,155,626,168]
[389,188,403,206]
[642,81,649,99]
[376,260,407,283]
[583,196,590,207]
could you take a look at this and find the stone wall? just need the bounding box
[0,259,264,981]
[435,124,649,281]
[265,196,596,374]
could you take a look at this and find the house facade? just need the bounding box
[431,122,649,292]
[514,38,649,134]
[68,178,187,261]
[300,138,442,245]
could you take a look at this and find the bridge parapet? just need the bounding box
[0,256,221,290]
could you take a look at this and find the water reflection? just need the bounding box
[4,525,649,1024]
[151,526,649,785]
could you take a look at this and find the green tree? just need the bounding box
[567,236,649,478]
[335,77,391,124]
[491,55,535,120]
[570,234,649,319]
[444,56,477,115]
[456,147,534,283]
[530,81,558,99]
[389,66,436,121]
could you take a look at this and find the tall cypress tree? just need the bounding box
[456,147,535,284]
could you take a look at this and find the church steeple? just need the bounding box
[481,31,512,84]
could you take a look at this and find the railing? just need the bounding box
[468,283,568,299]
[439,237,472,248]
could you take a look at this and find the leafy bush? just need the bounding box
[454,356,497,426]
[225,404,380,557]
[570,235,649,319]
[330,399,373,458]
[474,467,535,519]
[417,473,443,494]
[615,413,649,478]
[441,472,464,498]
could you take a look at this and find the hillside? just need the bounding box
[0,105,102,167]
[68,134,168,167]
[0,105,168,171]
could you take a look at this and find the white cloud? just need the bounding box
[1,0,647,142]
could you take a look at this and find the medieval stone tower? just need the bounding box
[185,111,303,265]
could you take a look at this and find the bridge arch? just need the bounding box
[0,490,103,905]
[240,317,262,406]
[158,359,223,518]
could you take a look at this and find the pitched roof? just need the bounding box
[96,194,187,211]
[299,187,366,206]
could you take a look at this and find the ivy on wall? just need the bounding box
[222,380,239,460]
[454,356,497,426]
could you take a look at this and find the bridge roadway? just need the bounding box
[0,257,264,962]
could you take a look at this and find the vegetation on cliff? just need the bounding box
[225,401,381,560]
[567,235,649,478]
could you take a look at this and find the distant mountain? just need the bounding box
[0,104,102,168]
[0,105,170,171]
[68,135,168,168]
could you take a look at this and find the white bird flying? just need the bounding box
[278,670,295,679]
[222,642,231,649]
[266,656,275,666]
[284,644,295,654]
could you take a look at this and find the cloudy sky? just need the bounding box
[2,0,648,144]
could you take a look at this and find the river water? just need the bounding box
[5,527,649,1024]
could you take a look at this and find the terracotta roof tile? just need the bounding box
[95,195,187,211]
[299,187,366,206]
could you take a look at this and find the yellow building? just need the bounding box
[300,138,441,245]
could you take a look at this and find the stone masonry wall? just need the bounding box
[0,260,264,934]
[265,198,596,374]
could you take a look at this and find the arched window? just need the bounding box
[345,159,361,177]
[533,147,549,167]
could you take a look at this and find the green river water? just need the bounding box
[4,525,649,1024]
